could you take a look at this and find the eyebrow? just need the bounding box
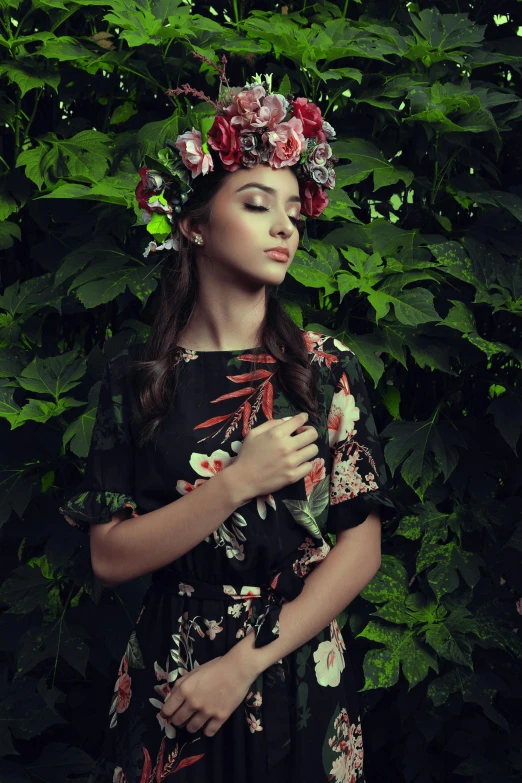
[235,182,301,204]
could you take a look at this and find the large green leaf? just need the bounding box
[0,676,67,756]
[427,667,509,730]
[417,539,483,601]
[16,130,111,189]
[381,417,468,499]
[334,138,414,190]
[16,351,86,401]
[357,620,438,689]
[62,382,100,458]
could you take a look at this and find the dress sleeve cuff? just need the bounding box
[59,491,138,534]
[326,489,399,534]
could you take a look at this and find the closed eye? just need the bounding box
[243,203,304,231]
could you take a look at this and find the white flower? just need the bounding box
[113,767,125,783]
[142,235,179,258]
[313,640,345,687]
[228,603,243,618]
[178,582,194,597]
[204,618,223,640]
[149,697,176,739]
[246,712,263,733]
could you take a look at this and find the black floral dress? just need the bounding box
[59,328,396,783]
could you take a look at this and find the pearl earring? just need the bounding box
[194,235,203,245]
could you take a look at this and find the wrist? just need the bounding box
[225,629,266,681]
[218,464,254,507]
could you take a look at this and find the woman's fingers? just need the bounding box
[159,688,184,719]
[169,702,197,727]
[185,712,210,734]
[203,716,223,737]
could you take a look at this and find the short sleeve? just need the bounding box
[59,355,137,534]
[326,343,398,534]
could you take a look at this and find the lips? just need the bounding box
[264,248,289,262]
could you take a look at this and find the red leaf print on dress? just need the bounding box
[139,738,205,781]
[190,352,279,443]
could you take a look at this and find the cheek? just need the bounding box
[219,211,259,244]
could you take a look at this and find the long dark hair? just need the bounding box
[130,161,320,446]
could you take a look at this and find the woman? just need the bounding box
[60,70,397,783]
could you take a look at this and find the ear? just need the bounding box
[177,215,193,242]
[177,215,204,243]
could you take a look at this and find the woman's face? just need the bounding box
[190,163,302,287]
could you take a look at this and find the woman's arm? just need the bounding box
[226,511,382,679]
[90,467,247,588]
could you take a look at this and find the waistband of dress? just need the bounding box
[150,571,269,602]
[150,549,303,603]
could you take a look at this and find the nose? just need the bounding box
[271,210,296,238]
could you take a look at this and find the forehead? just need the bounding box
[222,163,300,199]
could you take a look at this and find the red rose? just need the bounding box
[300,180,329,218]
[135,168,168,213]
[208,116,242,172]
[290,97,323,139]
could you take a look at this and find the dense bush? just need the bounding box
[1,1,521,780]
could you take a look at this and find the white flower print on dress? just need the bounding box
[204,618,224,640]
[178,582,195,597]
[313,618,346,687]
[149,655,177,739]
[228,603,243,618]
[245,689,263,733]
[246,713,263,733]
[149,695,177,739]
[113,766,127,783]
[328,372,360,448]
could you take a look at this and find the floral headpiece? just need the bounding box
[135,53,339,257]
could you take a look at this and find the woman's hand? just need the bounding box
[159,655,258,738]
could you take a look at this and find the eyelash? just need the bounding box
[243,203,304,230]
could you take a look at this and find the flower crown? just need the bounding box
[135,53,339,257]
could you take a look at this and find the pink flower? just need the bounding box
[226,85,266,129]
[115,656,132,713]
[244,93,288,131]
[109,655,132,727]
[174,128,214,178]
[208,116,242,172]
[300,179,329,218]
[264,117,306,168]
[291,97,324,138]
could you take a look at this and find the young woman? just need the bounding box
[60,75,396,783]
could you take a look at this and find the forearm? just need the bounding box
[227,513,382,678]
[92,466,247,587]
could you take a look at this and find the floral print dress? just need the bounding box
[59,328,396,783]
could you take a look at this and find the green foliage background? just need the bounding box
[1,0,521,780]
